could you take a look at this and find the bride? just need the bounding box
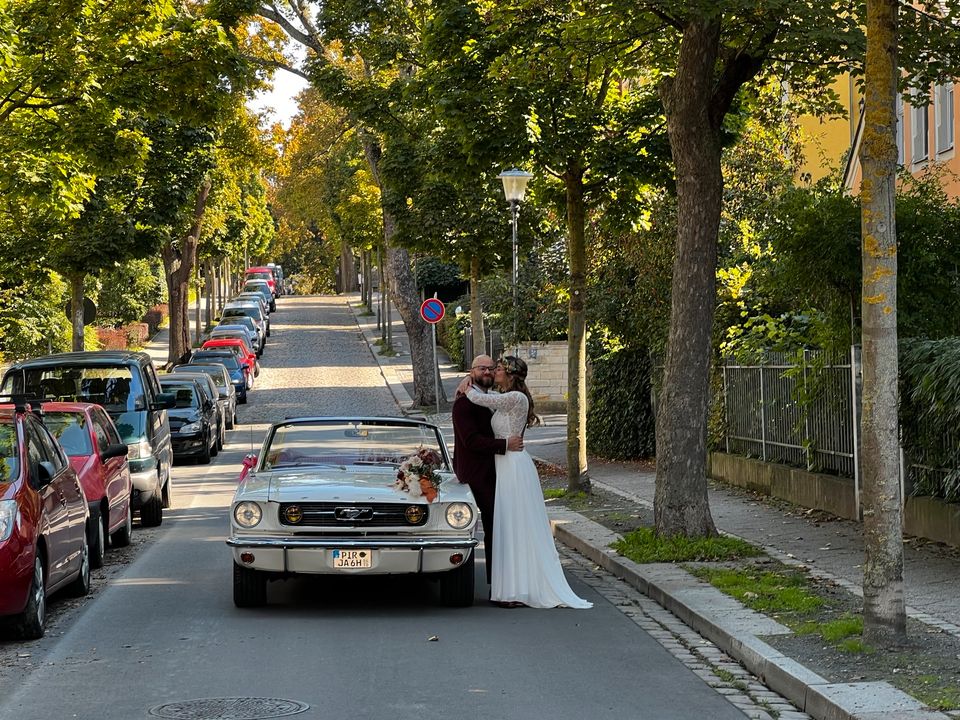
[463,356,591,609]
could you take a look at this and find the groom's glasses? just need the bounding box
[473,365,496,373]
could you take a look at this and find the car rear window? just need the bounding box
[44,412,94,456]
[19,366,145,413]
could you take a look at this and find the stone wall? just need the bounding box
[510,341,569,412]
[709,451,960,548]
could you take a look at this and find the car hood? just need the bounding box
[237,468,473,505]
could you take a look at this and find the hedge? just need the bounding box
[586,346,656,460]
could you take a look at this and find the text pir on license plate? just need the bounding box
[332,549,372,568]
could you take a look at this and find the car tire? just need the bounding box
[13,554,46,640]
[162,471,173,508]
[438,551,475,607]
[226,411,235,430]
[141,494,163,527]
[239,392,248,405]
[111,503,132,548]
[233,563,267,607]
[198,433,212,464]
[66,532,91,597]
[88,507,106,570]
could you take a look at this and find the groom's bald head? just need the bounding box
[470,355,495,389]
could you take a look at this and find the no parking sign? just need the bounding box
[419,298,445,324]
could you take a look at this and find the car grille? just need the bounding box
[278,502,429,527]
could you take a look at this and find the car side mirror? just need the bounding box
[101,443,129,462]
[152,392,176,410]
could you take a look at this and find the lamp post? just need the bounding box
[498,168,533,340]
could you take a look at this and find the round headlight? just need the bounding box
[234,502,262,528]
[445,502,473,530]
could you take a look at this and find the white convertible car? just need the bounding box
[227,417,479,608]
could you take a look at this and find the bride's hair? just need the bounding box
[499,356,541,428]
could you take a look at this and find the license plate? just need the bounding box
[332,549,371,568]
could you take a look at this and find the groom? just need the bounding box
[452,354,523,587]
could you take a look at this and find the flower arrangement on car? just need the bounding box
[393,447,444,503]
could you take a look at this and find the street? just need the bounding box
[0,296,766,720]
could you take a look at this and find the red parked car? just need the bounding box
[244,266,277,297]
[0,398,90,640]
[42,402,132,569]
[201,339,259,382]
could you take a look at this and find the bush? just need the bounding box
[437,305,470,369]
[143,304,168,334]
[586,346,656,460]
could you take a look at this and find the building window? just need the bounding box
[897,92,904,165]
[935,82,954,154]
[912,92,930,163]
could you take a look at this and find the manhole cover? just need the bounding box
[148,698,310,719]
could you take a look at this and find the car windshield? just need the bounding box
[222,307,262,322]
[173,366,227,392]
[219,316,257,333]
[44,411,93,456]
[191,353,240,370]
[246,272,273,282]
[0,419,19,482]
[262,420,448,471]
[20,366,145,413]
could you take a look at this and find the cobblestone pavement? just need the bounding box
[560,547,813,720]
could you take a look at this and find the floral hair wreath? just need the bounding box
[499,355,525,378]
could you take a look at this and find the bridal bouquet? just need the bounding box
[393,448,444,502]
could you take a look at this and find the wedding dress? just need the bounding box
[467,388,592,609]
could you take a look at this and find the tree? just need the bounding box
[858,0,904,647]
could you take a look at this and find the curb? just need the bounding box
[550,512,952,720]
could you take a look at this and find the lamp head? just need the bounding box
[498,168,533,203]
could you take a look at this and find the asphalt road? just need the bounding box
[0,296,753,720]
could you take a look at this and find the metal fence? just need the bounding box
[722,349,860,480]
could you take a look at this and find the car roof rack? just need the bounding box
[0,393,46,416]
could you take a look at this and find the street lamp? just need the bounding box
[498,168,533,340]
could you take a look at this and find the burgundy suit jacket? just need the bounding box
[452,393,505,494]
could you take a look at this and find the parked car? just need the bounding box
[170,364,237,429]
[265,263,285,296]
[220,299,270,337]
[209,324,261,357]
[244,266,277,297]
[164,371,224,452]
[201,338,259,380]
[158,377,218,464]
[227,417,478,608]
[234,291,272,318]
[242,279,275,311]
[42,402,132,568]
[0,397,91,639]
[188,351,249,404]
[217,315,264,353]
[221,303,269,339]
[1,351,175,527]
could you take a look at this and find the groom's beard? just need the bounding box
[475,374,494,390]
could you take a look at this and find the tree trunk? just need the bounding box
[565,163,589,492]
[654,18,722,538]
[361,134,444,408]
[859,0,906,647]
[205,259,214,330]
[69,273,85,351]
[340,242,357,293]
[161,177,211,367]
[469,255,485,359]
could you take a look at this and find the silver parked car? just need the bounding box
[227,417,479,608]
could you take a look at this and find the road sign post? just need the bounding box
[419,297,445,415]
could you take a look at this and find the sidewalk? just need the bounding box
[347,291,960,720]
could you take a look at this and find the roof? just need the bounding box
[6,350,153,370]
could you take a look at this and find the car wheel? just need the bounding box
[226,411,235,430]
[13,554,46,640]
[438,551,475,607]
[239,392,248,405]
[88,507,106,570]
[111,503,132,548]
[66,531,91,597]
[233,563,267,607]
[141,495,163,527]
[198,433,212,464]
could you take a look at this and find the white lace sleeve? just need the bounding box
[466,389,529,436]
